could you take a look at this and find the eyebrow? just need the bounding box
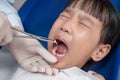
[63,8,94,25]
[63,8,73,15]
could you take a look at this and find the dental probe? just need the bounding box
[11,27,57,43]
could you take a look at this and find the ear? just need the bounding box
[91,44,111,62]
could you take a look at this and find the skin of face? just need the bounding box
[48,3,110,69]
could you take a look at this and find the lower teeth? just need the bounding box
[56,53,65,57]
[53,46,65,57]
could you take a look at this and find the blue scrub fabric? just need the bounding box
[18,0,120,80]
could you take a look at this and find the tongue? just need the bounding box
[56,44,67,54]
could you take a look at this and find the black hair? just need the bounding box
[66,0,120,52]
[65,0,120,72]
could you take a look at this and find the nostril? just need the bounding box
[60,28,63,30]
[65,30,69,33]
[60,27,69,33]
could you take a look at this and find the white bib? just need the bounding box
[11,67,99,80]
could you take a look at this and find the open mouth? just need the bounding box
[52,39,68,60]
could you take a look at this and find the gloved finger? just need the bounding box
[21,55,59,75]
[22,62,38,73]
[38,59,59,75]
[22,63,34,72]
[21,56,52,74]
[35,45,57,63]
[45,66,53,75]
[38,57,49,66]
[20,55,43,65]
[52,68,59,75]
[45,66,59,75]
[0,28,13,45]
[20,55,43,72]
[30,62,40,72]
[37,66,45,73]
[37,59,53,75]
[31,61,47,73]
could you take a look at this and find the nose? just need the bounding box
[60,21,72,34]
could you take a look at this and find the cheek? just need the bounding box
[48,19,63,38]
[70,38,95,58]
[48,19,63,51]
[74,30,100,50]
[65,44,92,68]
[72,43,91,58]
[74,38,95,56]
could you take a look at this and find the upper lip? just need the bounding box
[54,35,68,48]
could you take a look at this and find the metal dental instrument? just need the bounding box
[11,27,56,43]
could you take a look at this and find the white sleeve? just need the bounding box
[0,0,23,29]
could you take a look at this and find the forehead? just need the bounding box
[66,0,109,26]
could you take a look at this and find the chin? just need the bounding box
[51,61,72,69]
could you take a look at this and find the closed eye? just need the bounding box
[59,12,70,20]
[79,21,90,29]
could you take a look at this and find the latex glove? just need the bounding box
[8,28,59,75]
[0,12,13,45]
[21,55,59,75]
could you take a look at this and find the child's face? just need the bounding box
[48,3,103,69]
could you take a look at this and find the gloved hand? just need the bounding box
[0,12,13,45]
[8,28,59,75]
